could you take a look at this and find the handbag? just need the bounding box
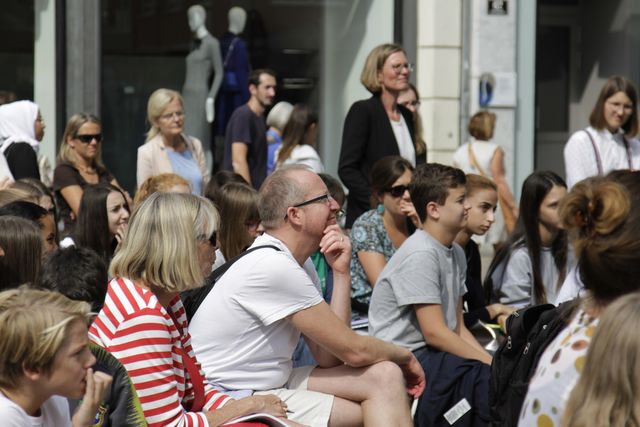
[467,143,517,234]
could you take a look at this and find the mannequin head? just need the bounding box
[228,7,247,34]
[187,5,207,36]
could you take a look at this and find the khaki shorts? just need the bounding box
[254,366,334,427]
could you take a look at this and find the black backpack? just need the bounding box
[181,245,280,322]
[489,299,578,427]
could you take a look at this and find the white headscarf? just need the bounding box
[0,100,40,154]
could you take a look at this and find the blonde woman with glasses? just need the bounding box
[53,113,126,234]
[89,193,288,426]
[339,43,426,228]
[137,89,210,195]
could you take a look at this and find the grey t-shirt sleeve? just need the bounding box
[499,248,533,308]
[392,250,443,306]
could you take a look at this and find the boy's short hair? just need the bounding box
[410,163,466,223]
[465,174,497,196]
[0,287,90,388]
[37,247,108,312]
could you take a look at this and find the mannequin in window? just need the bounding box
[214,6,251,141]
[182,5,223,166]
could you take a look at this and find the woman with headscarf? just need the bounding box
[0,100,45,181]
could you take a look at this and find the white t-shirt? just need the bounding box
[0,393,70,427]
[189,233,324,391]
[390,116,416,166]
[563,126,640,189]
[276,145,325,173]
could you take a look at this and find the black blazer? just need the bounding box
[338,95,424,228]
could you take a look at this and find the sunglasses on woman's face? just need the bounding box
[384,185,409,198]
[75,134,103,144]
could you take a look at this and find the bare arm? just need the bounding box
[357,251,387,288]
[60,185,84,216]
[415,302,492,365]
[456,300,490,355]
[206,395,287,427]
[490,148,518,215]
[231,142,251,185]
[289,302,425,398]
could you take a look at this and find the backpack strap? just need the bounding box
[583,129,603,176]
[181,245,281,321]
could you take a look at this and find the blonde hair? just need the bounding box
[58,113,106,170]
[110,192,218,292]
[0,188,39,207]
[0,287,90,388]
[134,173,191,206]
[562,292,640,427]
[145,89,184,142]
[360,43,405,94]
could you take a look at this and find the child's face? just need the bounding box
[465,188,498,236]
[538,185,567,232]
[437,185,470,232]
[46,319,95,399]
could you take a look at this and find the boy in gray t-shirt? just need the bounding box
[370,163,492,364]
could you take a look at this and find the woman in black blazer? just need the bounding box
[339,43,426,228]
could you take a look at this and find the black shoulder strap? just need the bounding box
[181,244,281,321]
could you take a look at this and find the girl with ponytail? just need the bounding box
[519,170,640,427]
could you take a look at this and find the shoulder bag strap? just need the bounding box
[583,129,603,176]
[467,143,488,177]
[224,37,238,68]
[623,136,634,170]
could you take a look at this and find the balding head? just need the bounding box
[259,165,314,230]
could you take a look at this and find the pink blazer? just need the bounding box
[136,133,210,190]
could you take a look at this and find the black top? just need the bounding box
[338,95,423,228]
[53,162,114,234]
[463,239,491,327]
[222,104,268,190]
[3,142,40,180]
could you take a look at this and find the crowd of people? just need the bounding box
[0,40,640,427]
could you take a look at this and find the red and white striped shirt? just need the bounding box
[89,277,231,427]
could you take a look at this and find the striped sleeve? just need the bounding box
[90,279,229,427]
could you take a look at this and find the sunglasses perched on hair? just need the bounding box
[384,185,409,198]
[75,134,103,144]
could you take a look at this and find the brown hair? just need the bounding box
[360,43,406,94]
[212,182,260,260]
[277,104,318,166]
[370,156,414,208]
[404,83,427,157]
[468,111,497,141]
[465,174,497,196]
[410,163,466,223]
[134,173,191,206]
[589,76,639,137]
[559,170,640,304]
[0,216,42,290]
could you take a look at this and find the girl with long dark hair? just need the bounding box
[63,183,130,264]
[275,104,324,173]
[485,171,568,307]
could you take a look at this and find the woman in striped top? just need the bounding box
[89,192,288,427]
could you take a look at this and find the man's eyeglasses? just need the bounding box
[284,193,334,219]
[384,185,409,198]
[75,134,103,144]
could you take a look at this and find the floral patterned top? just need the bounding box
[349,209,396,309]
[518,306,599,427]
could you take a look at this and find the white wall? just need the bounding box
[320,0,394,176]
[34,0,57,174]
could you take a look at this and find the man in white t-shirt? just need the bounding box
[190,165,425,427]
